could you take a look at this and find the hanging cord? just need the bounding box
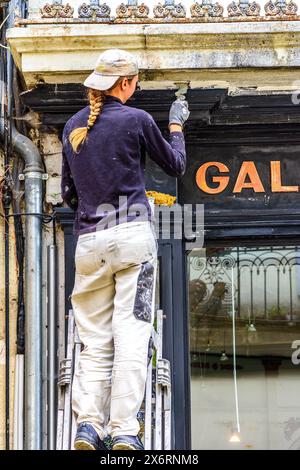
[52,210,56,245]
[0,8,13,50]
[11,64,27,357]
[231,266,241,435]
[0,209,57,223]
[0,7,14,31]
[1,7,11,448]
[0,210,57,243]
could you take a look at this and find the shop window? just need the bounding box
[188,246,300,450]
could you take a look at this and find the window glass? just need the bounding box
[188,247,300,450]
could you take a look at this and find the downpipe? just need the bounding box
[1,94,47,453]
[18,163,47,450]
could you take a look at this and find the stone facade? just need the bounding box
[0,150,18,449]
[3,0,300,449]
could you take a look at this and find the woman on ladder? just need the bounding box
[61,48,189,451]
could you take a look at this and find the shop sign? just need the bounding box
[196,161,299,194]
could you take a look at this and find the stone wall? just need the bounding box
[0,149,18,449]
[0,132,67,448]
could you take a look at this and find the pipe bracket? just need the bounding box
[18,172,48,180]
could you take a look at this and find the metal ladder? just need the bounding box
[56,308,172,450]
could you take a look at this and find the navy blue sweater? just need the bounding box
[61,95,186,235]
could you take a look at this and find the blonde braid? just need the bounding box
[68,75,136,154]
[69,88,106,154]
[87,90,103,130]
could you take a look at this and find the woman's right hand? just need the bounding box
[168,97,190,129]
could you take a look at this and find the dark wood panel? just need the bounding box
[40,86,300,232]
[20,85,300,129]
[180,142,300,207]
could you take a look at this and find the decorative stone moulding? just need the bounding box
[153,0,186,19]
[264,0,298,16]
[40,0,74,17]
[27,0,300,22]
[227,0,260,16]
[190,0,224,17]
[78,0,111,20]
[116,0,149,19]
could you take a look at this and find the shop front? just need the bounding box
[54,87,300,450]
[183,92,300,450]
[4,4,300,450]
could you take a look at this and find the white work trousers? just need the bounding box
[70,220,158,440]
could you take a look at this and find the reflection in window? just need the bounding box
[188,247,300,450]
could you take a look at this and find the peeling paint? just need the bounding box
[7,21,300,88]
[0,340,5,365]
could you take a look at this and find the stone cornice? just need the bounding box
[6,21,300,86]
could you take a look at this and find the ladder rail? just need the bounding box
[62,313,75,450]
[154,309,163,450]
[56,310,74,450]
[144,335,154,450]
[70,326,82,450]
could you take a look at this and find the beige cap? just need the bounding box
[84,48,139,91]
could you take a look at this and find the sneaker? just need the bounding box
[74,422,108,450]
[112,435,144,450]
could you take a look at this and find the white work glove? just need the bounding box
[168,97,190,128]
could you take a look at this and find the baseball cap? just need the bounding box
[83,48,139,91]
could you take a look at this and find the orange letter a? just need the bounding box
[233,161,265,193]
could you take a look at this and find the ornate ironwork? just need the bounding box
[116,0,149,19]
[190,1,224,17]
[284,418,300,450]
[227,0,260,16]
[153,0,186,19]
[40,0,74,18]
[78,0,111,20]
[264,0,297,17]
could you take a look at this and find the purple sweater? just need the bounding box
[61,95,186,235]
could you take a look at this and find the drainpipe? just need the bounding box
[0,0,47,450]
[15,131,46,451]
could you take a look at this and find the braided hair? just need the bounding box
[69,75,136,154]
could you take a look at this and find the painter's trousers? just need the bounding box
[70,220,158,440]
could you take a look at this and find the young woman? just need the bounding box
[61,48,189,450]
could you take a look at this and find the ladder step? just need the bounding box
[57,358,72,386]
[157,358,171,388]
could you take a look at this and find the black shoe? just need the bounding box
[74,422,109,450]
[112,435,144,450]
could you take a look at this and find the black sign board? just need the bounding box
[180,140,300,213]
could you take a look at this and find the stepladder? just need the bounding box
[56,308,172,450]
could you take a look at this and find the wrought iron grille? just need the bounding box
[188,246,300,358]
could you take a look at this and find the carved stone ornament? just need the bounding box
[78,0,111,20]
[153,0,186,18]
[116,0,150,18]
[264,0,297,16]
[190,1,224,17]
[227,0,261,16]
[40,0,74,18]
